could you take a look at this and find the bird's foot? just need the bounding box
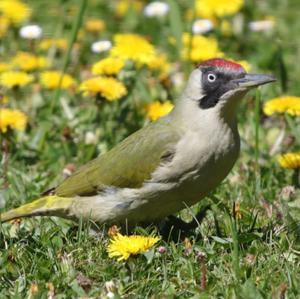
[158,205,210,241]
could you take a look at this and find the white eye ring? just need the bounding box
[207,73,217,82]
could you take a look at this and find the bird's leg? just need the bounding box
[159,205,210,240]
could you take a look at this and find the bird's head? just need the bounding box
[179,58,276,124]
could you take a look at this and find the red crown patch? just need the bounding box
[199,58,244,71]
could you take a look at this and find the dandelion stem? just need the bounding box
[199,256,207,290]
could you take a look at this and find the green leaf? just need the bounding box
[211,236,233,244]
[70,280,86,296]
[239,280,264,299]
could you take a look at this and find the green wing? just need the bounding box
[55,117,182,197]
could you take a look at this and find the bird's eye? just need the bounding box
[207,73,217,82]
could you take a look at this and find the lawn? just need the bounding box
[0,0,300,298]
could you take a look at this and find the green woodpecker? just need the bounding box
[0,58,275,226]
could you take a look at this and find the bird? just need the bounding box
[0,58,276,227]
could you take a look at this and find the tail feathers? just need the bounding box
[0,195,73,223]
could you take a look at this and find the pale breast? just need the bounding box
[152,120,240,188]
[127,123,241,221]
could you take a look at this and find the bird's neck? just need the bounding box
[171,95,239,135]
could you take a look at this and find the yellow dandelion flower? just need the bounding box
[236,60,251,72]
[233,202,242,219]
[107,225,120,237]
[167,36,176,46]
[185,8,195,22]
[0,62,10,73]
[0,16,9,38]
[79,76,127,101]
[28,283,38,297]
[0,95,8,104]
[147,54,171,80]
[39,38,68,51]
[146,101,174,121]
[114,0,143,17]
[277,152,300,169]
[0,71,34,88]
[0,108,27,133]
[92,57,125,76]
[0,0,31,24]
[182,33,223,62]
[220,20,232,36]
[195,0,244,19]
[11,52,49,71]
[110,33,156,65]
[263,96,300,116]
[85,18,105,33]
[40,71,76,90]
[107,233,160,261]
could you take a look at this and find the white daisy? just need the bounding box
[19,24,42,39]
[85,131,97,145]
[192,19,214,34]
[91,40,112,53]
[144,1,169,18]
[248,20,274,32]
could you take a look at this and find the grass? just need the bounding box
[0,0,300,298]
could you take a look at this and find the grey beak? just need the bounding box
[233,74,276,88]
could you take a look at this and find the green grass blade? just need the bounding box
[167,0,183,60]
[285,113,300,146]
[254,89,261,166]
[50,0,88,112]
[229,213,240,280]
[254,89,261,197]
